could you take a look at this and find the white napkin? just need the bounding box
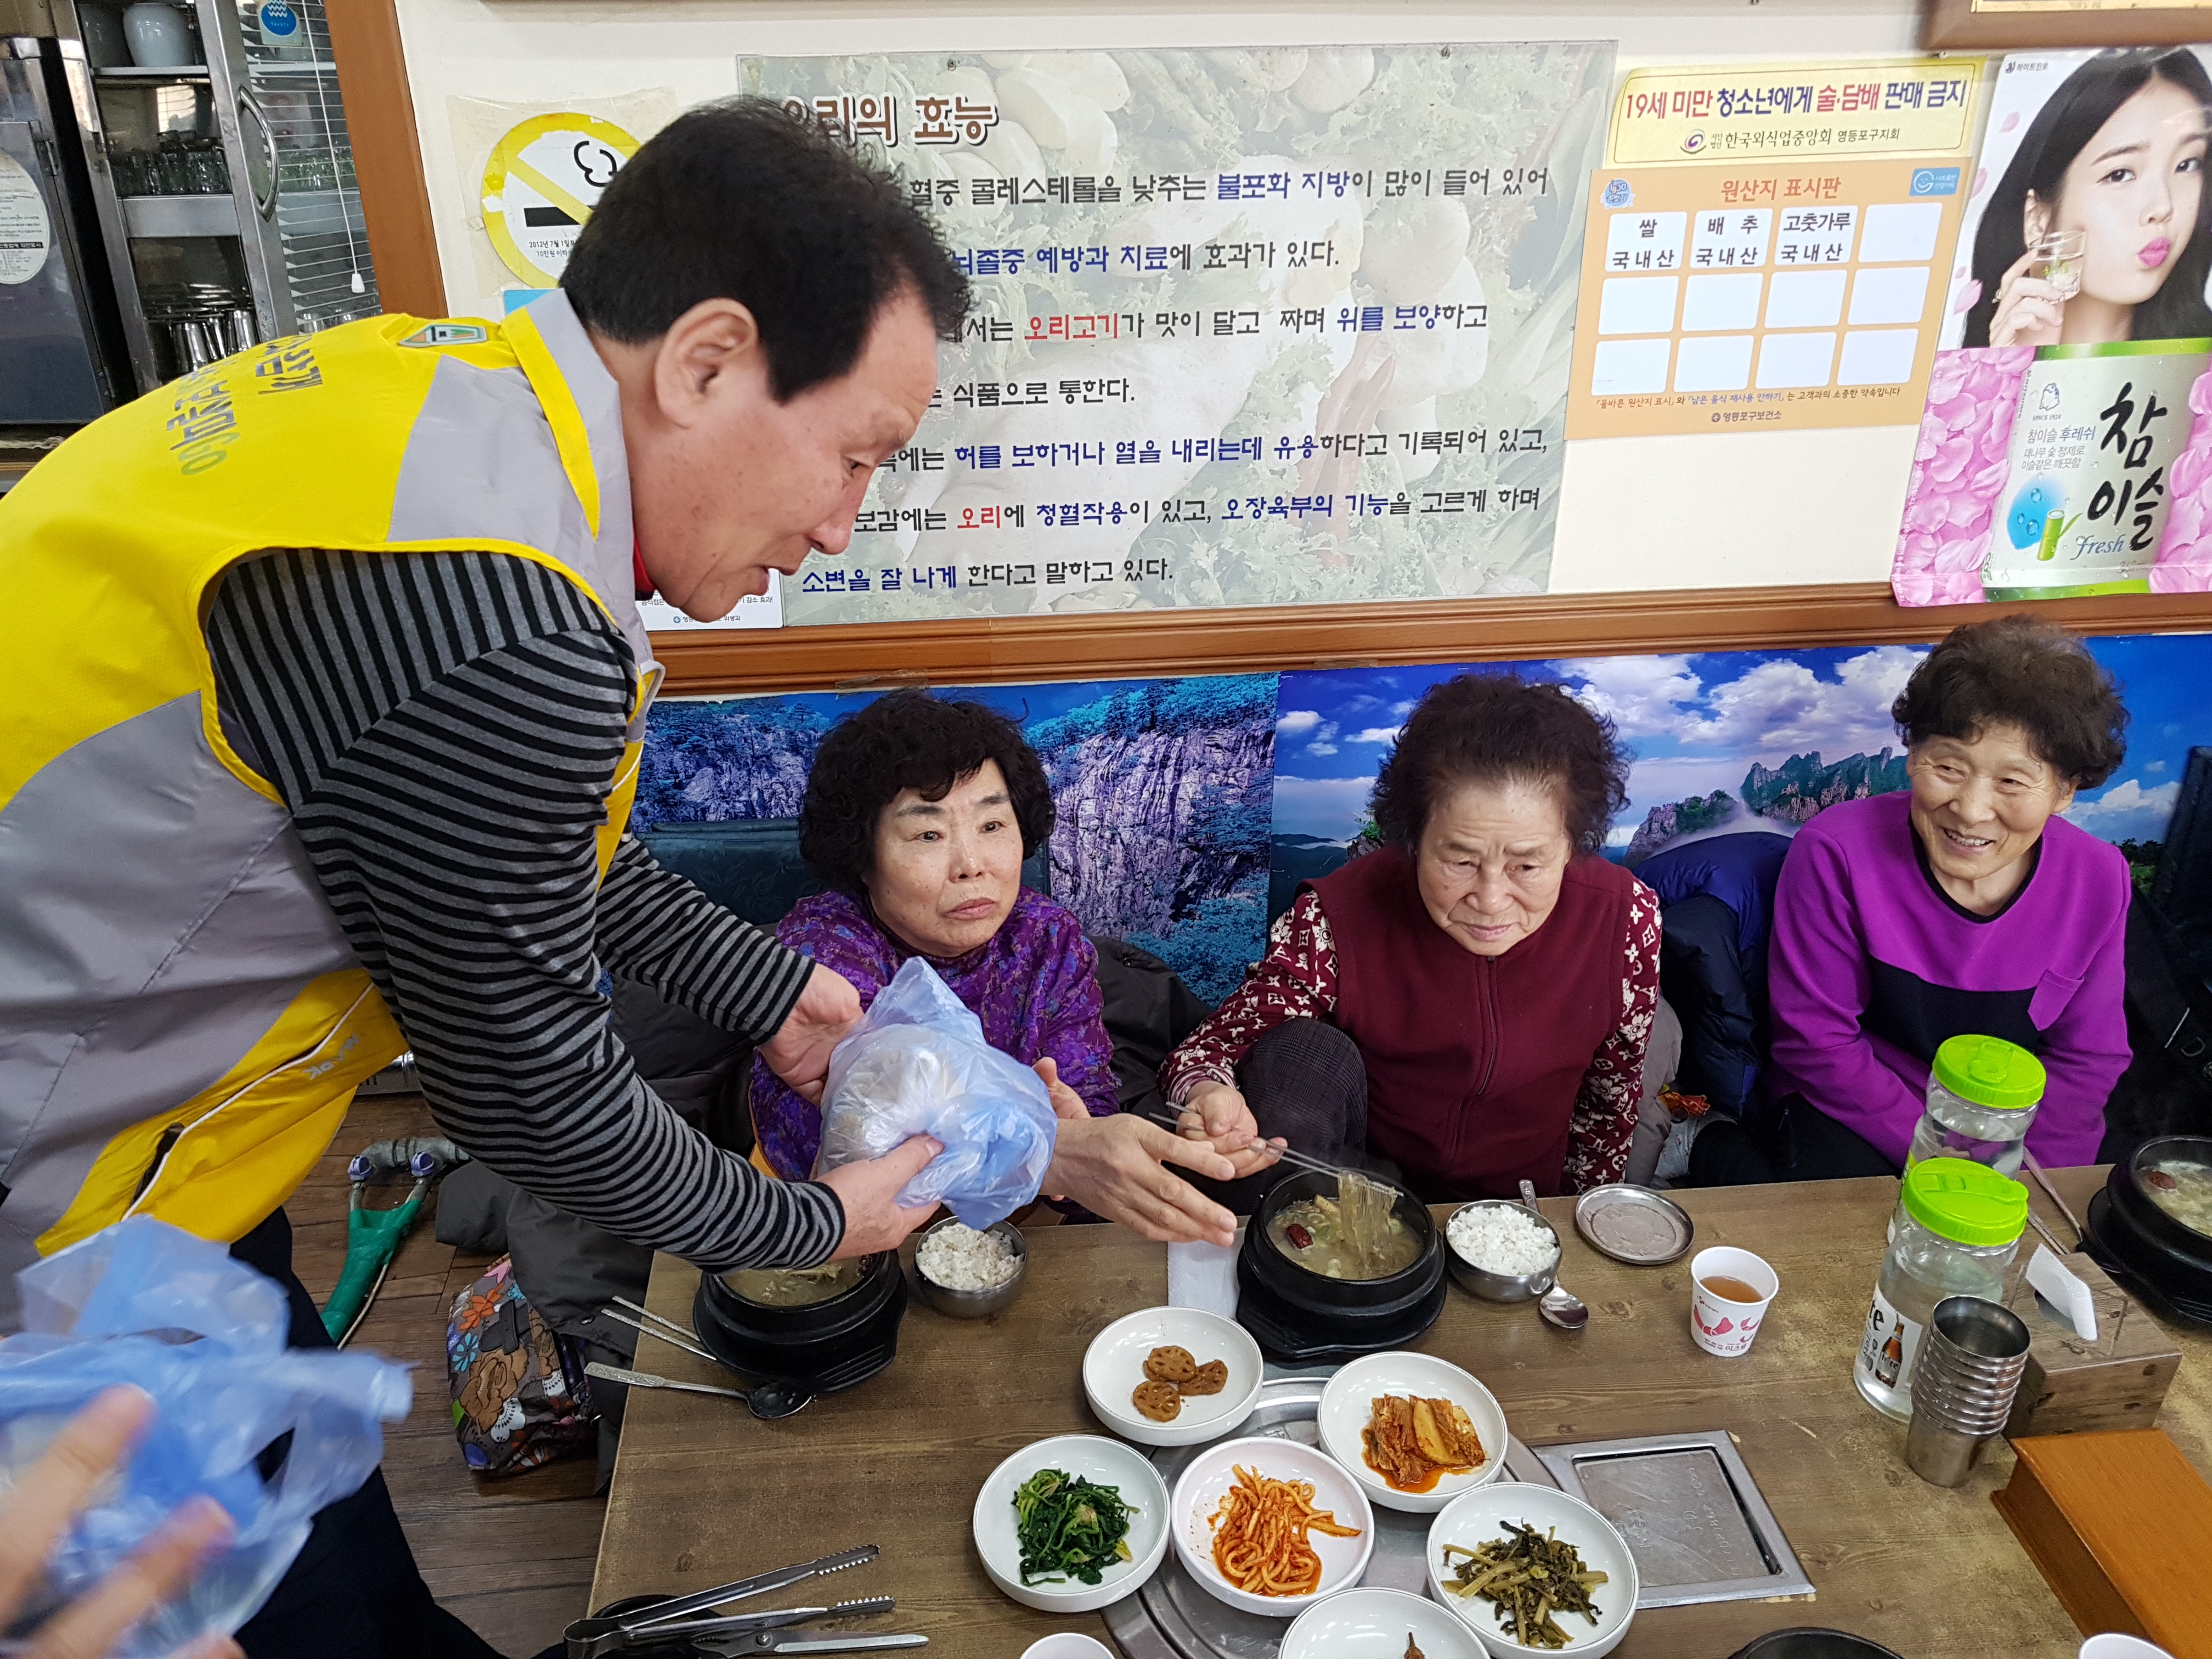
[2027,1243,2098,1342]
[1166,1232,1240,1318]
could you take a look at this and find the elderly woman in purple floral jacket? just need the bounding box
[749,691,1271,1241]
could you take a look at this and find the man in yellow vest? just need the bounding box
[1,99,1260,1654]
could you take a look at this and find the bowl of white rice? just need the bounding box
[912,1217,1028,1318]
[1443,1200,1561,1302]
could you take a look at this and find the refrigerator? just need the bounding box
[0,0,376,434]
[1,30,131,425]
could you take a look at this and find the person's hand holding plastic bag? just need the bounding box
[0,1219,411,1657]
[812,957,1057,1229]
[2,1386,241,1659]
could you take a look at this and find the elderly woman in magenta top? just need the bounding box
[1691,617,2135,1184]
[751,691,1272,1241]
[1163,675,1661,1203]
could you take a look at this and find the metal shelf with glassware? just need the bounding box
[57,0,377,390]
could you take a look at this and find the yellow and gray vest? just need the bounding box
[0,292,658,1328]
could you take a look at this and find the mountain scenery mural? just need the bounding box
[1621,748,1910,865]
[1272,633,2212,901]
[636,674,1279,1004]
[630,631,2211,1007]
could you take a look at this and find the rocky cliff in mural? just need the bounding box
[1740,748,1908,823]
[1623,749,1908,866]
[1031,678,1276,1003]
[633,678,1277,1005]
[1622,791,1740,865]
[636,698,836,824]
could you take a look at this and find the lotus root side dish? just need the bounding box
[1144,1345,1198,1384]
[1268,1171,1420,1280]
[1182,1359,1227,1395]
[1132,1380,1183,1422]
[1205,1463,1362,1598]
[1361,1393,1488,1492]
[1131,1346,1229,1422]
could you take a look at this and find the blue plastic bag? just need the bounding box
[0,1218,411,1656]
[812,957,1058,1228]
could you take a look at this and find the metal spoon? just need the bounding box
[1521,1181,1590,1333]
[585,1361,814,1420]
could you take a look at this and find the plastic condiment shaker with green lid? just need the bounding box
[1930,1035,2046,1110]
[1900,1155,2030,1248]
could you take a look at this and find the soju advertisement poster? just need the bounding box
[737,45,1613,624]
[1893,47,2212,604]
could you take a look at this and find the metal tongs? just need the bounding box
[565,1546,923,1658]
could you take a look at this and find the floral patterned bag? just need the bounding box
[445,1256,596,1475]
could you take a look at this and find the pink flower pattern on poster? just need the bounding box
[2153,364,2212,591]
[1890,347,2031,607]
[1894,348,2212,603]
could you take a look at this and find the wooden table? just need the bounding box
[594,1169,2211,1658]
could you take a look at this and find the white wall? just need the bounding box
[392,0,1930,595]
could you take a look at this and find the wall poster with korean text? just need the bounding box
[1568,59,1985,440]
[737,44,1613,624]
[1894,47,2212,603]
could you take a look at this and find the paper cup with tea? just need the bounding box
[1689,1246,1778,1358]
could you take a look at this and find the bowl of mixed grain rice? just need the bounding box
[1444,1201,1561,1303]
[912,1217,1029,1318]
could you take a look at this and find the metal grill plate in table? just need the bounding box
[1102,1375,1559,1659]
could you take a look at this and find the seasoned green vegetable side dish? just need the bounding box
[1442,1521,1609,1650]
[1013,1468,1137,1586]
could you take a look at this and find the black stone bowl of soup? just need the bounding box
[692,1250,909,1391]
[2092,1136,2212,1321]
[1242,1170,1443,1317]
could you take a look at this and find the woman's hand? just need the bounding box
[1033,1057,1090,1122]
[1041,1116,1240,1246]
[817,1135,944,1259]
[0,1386,242,1659]
[758,964,864,1104]
[1986,247,2067,347]
[1177,1081,1286,1179]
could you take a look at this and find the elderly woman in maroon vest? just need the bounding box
[1163,674,1662,1203]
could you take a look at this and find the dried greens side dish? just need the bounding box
[1441,1521,1608,1649]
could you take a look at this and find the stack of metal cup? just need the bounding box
[1904,1294,2032,1487]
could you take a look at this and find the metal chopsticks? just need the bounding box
[599,1304,720,1365]
[2021,1149,2088,1249]
[1143,1110,1348,1181]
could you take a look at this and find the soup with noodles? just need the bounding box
[2142,1158,2212,1240]
[721,1259,862,1308]
[1267,1171,1420,1280]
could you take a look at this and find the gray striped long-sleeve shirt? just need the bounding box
[204,546,845,1269]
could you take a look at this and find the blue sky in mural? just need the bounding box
[1272,633,2212,852]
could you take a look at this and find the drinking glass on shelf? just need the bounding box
[185,139,222,193]
[156,135,188,194]
[2033,229,2086,302]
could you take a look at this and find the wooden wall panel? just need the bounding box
[650,582,2212,695]
[1924,0,2212,50]
[327,0,446,318]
